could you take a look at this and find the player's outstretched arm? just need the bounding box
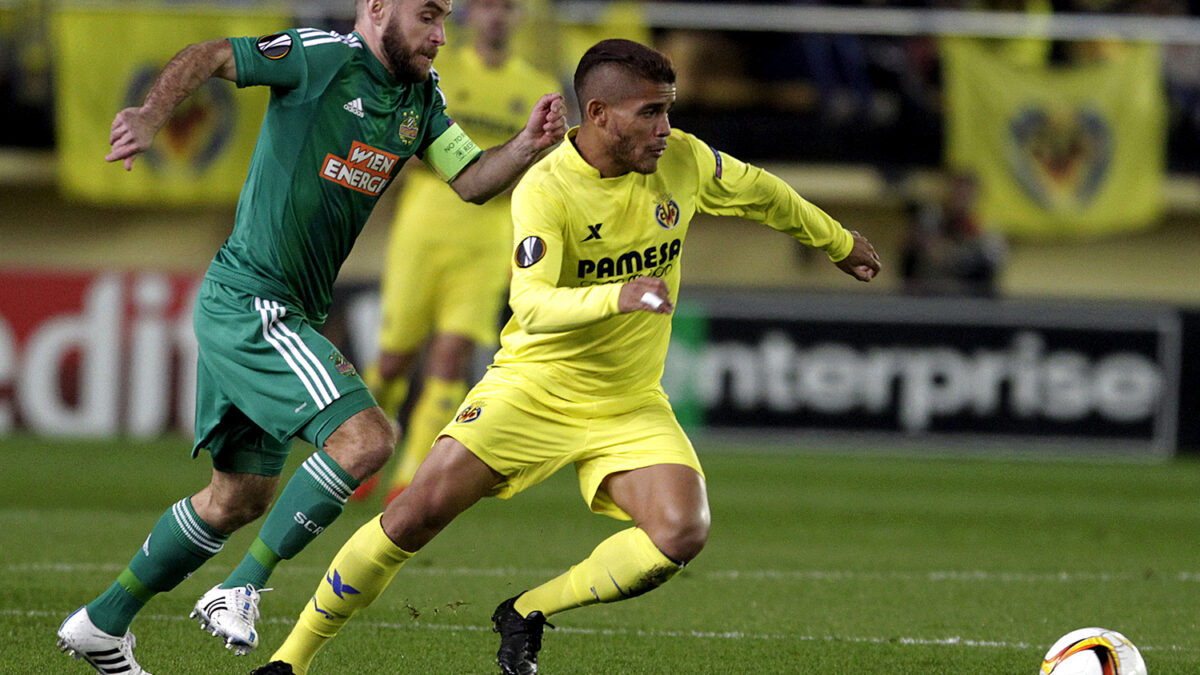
[833,230,882,282]
[106,38,237,171]
[449,93,567,204]
[618,277,674,315]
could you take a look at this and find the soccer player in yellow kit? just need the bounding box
[361,0,560,506]
[253,39,881,675]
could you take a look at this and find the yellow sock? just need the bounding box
[514,527,681,618]
[388,377,467,489]
[270,516,413,674]
[363,363,409,420]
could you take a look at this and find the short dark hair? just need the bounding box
[573,39,675,104]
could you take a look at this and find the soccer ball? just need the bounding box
[1040,627,1147,675]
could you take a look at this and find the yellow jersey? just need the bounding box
[493,127,855,401]
[392,45,560,245]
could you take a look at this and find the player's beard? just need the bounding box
[613,129,661,175]
[382,15,433,83]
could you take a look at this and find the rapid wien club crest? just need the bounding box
[329,350,357,376]
[655,194,680,230]
[398,110,420,145]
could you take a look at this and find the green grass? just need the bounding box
[3,436,1198,674]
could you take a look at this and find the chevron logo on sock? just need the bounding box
[325,569,360,599]
[312,597,329,617]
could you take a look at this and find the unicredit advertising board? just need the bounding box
[0,270,201,437]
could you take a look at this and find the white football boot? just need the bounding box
[57,606,153,675]
[190,584,270,655]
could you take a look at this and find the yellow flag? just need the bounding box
[53,5,287,205]
[943,38,1166,237]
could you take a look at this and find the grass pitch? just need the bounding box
[3,435,1198,674]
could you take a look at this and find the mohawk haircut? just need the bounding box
[573,39,676,105]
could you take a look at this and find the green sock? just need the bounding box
[221,538,281,590]
[88,497,228,636]
[223,451,358,589]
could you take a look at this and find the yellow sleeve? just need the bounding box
[508,183,622,333]
[690,136,854,262]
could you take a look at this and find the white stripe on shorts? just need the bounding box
[266,300,340,403]
[255,298,331,410]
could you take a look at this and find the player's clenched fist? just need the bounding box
[524,93,568,152]
[618,276,673,314]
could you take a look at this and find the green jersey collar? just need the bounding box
[353,31,401,86]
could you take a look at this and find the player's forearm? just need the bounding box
[139,39,237,130]
[450,134,543,204]
[744,168,854,261]
[509,282,621,333]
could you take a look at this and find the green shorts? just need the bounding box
[191,279,376,476]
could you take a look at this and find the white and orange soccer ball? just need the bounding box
[1040,627,1147,675]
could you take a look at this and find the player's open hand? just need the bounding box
[106,106,159,171]
[618,276,674,315]
[834,230,881,282]
[522,93,568,153]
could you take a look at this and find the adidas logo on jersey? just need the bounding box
[343,98,365,118]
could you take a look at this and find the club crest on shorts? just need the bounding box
[455,402,483,423]
[330,351,358,376]
[515,236,546,268]
[655,195,680,230]
[256,33,293,60]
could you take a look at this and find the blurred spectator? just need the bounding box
[899,171,1007,297]
[0,0,53,147]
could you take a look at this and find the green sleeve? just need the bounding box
[417,72,483,181]
[230,31,305,89]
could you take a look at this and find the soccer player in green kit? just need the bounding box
[54,1,566,673]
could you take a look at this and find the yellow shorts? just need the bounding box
[377,225,510,354]
[440,368,704,520]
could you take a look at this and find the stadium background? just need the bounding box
[1,1,1198,673]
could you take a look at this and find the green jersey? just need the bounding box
[205,28,482,326]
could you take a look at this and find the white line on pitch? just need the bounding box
[13,608,1199,653]
[8,607,1196,653]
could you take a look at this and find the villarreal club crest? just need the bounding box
[655,195,680,230]
[455,402,483,424]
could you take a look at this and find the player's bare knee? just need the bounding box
[359,424,396,474]
[325,410,396,479]
[646,513,709,563]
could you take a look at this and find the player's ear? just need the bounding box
[367,0,388,25]
[585,98,606,127]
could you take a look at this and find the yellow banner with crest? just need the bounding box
[53,5,286,205]
[942,38,1165,237]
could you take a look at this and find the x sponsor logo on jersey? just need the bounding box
[582,223,603,242]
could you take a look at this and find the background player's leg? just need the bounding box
[365,350,417,424]
[269,436,501,674]
[513,463,711,618]
[385,333,473,503]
